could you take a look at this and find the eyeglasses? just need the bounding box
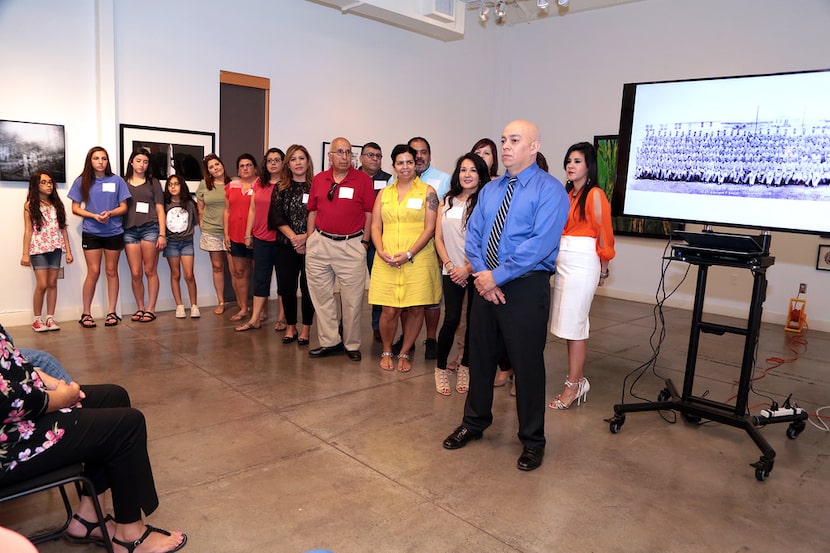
[331,149,352,157]
[239,163,254,169]
[39,180,55,185]
[361,152,382,160]
[327,182,339,201]
[266,158,282,164]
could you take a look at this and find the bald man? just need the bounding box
[442,120,569,471]
[306,137,375,361]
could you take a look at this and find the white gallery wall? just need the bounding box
[1,0,829,331]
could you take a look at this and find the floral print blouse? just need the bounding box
[0,326,61,476]
[29,204,65,255]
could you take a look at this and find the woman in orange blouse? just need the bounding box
[549,142,615,409]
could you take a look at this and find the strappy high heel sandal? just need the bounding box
[549,377,590,409]
[435,368,451,395]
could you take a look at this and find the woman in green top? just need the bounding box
[196,154,231,314]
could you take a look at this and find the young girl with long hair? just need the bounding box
[123,150,166,323]
[20,170,74,332]
[163,174,200,318]
[68,146,131,328]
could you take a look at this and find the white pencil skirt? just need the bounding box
[550,235,601,340]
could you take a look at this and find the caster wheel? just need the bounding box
[608,415,625,434]
[657,389,670,402]
[786,421,806,440]
[751,458,773,481]
[682,413,702,424]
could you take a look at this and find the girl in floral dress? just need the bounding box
[20,170,73,332]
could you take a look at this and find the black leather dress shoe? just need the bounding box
[517,446,544,471]
[309,343,345,358]
[442,426,482,450]
[346,349,362,361]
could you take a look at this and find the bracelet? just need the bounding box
[361,240,369,245]
[444,261,455,271]
[600,269,609,278]
[244,235,253,239]
[406,251,413,263]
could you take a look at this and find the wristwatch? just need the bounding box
[360,239,369,245]
[406,251,414,263]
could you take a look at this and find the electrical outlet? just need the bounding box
[799,283,807,294]
[58,267,64,279]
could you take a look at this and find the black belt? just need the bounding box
[518,270,553,279]
[317,229,363,241]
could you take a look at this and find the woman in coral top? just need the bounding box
[549,142,615,409]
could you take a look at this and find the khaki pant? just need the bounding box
[305,231,366,350]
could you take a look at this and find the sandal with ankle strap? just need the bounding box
[111,525,188,553]
[105,312,121,327]
[79,313,96,328]
[549,377,590,409]
[64,513,114,546]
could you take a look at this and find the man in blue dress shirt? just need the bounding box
[442,120,569,471]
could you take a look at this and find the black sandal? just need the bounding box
[64,513,114,546]
[138,311,157,323]
[79,314,97,328]
[105,312,121,327]
[111,525,187,553]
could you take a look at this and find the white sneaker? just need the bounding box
[32,318,48,332]
[45,316,61,331]
[175,305,186,318]
[190,305,200,318]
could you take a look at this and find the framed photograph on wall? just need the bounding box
[321,141,362,172]
[594,134,682,239]
[817,244,830,272]
[120,124,215,190]
[0,119,66,183]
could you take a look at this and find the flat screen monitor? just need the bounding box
[614,68,830,235]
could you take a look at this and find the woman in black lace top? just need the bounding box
[269,144,315,345]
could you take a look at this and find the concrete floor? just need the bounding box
[1,295,828,552]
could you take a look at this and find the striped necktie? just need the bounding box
[485,176,518,270]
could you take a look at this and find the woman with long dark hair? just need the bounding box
[433,153,490,395]
[271,144,315,344]
[548,141,615,409]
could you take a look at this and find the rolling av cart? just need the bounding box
[607,233,809,481]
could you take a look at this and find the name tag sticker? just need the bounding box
[302,193,309,204]
[406,198,423,210]
[374,179,386,190]
[447,205,463,220]
[136,201,150,214]
[339,187,354,200]
[102,182,116,192]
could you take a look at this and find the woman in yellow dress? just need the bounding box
[368,144,441,372]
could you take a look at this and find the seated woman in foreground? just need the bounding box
[0,324,186,553]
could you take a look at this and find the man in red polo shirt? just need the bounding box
[306,137,375,361]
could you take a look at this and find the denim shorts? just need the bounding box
[30,249,63,270]
[123,222,160,244]
[164,239,195,258]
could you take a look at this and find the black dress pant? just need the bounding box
[275,242,314,326]
[436,275,474,369]
[462,271,551,448]
[0,384,159,523]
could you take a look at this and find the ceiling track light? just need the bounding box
[495,1,506,19]
[479,3,489,21]
[538,0,550,8]
[558,0,569,6]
